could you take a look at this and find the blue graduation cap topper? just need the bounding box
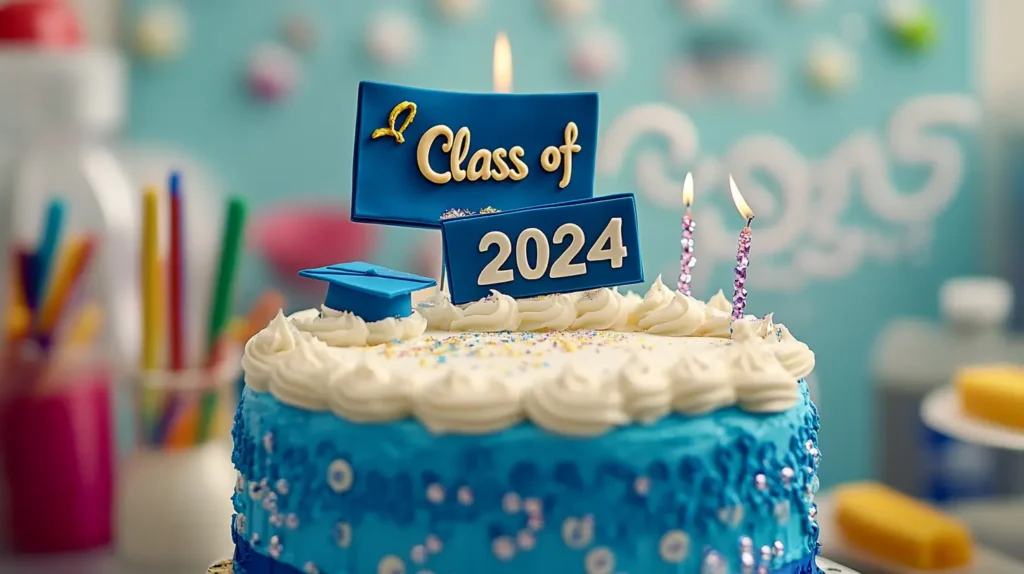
[298,262,436,323]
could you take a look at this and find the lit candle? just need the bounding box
[729,175,754,321]
[678,172,695,295]
[493,32,512,93]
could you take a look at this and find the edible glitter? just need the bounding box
[426,483,445,504]
[425,535,443,553]
[754,473,767,491]
[502,492,522,514]
[780,467,795,487]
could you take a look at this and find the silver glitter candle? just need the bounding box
[679,172,696,295]
[728,175,755,321]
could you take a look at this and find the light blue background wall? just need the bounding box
[124,0,979,486]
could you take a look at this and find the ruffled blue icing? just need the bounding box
[231,381,821,574]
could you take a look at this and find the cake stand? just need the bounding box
[205,557,862,573]
[920,385,1024,451]
[919,385,1024,561]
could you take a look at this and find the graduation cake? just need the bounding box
[229,81,822,574]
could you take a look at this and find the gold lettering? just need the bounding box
[467,149,493,181]
[450,127,471,182]
[508,146,529,181]
[371,101,417,144]
[416,125,455,184]
[539,122,580,189]
[491,148,510,181]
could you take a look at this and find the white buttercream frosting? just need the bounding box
[414,368,523,434]
[269,334,337,411]
[366,312,427,345]
[706,289,732,314]
[327,358,416,423]
[729,316,764,343]
[728,344,801,413]
[630,275,674,326]
[241,310,299,392]
[523,364,629,436]
[517,294,577,332]
[638,291,704,336]
[292,306,427,347]
[769,323,816,379]
[292,306,370,347]
[417,291,464,330]
[618,358,672,423]
[571,288,630,331]
[450,290,520,332]
[694,306,731,338]
[669,351,737,415]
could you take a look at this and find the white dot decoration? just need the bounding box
[377,555,406,574]
[434,0,483,21]
[544,0,597,21]
[568,26,625,83]
[132,3,188,61]
[326,459,354,493]
[502,492,522,513]
[561,516,594,549]
[247,42,300,102]
[585,547,616,574]
[805,39,857,93]
[517,529,536,550]
[492,536,516,561]
[365,10,420,67]
[717,504,744,527]
[234,513,247,535]
[659,530,690,563]
[335,522,352,548]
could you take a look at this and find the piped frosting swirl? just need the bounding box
[618,358,672,423]
[669,351,736,415]
[417,291,463,330]
[241,310,299,392]
[517,294,577,332]
[523,365,630,436]
[450,290,520,332]
[293,306,427,347]
[728,344,801,412]
[327,358,416,423]
[638,291,704,336]
[571,288,630,331]
[269,334,336,411]
[414,369,523,434]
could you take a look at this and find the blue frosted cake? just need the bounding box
[229,278,821,574]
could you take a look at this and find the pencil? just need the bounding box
[37,236,96,339]
[168,172,185,371]
[32,198,66,312]
[196,196,248,441]
[141,187,161,371]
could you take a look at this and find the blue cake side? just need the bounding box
[230,383,822,574]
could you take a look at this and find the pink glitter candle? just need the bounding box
[678,172,695,295]
[728,176,755,321]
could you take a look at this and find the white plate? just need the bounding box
[921,386,1024,451]
[817,492,1024,574]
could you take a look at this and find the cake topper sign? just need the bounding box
[350,39,599,228]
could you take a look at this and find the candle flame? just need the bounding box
[682,172,694,207]
[493,32,512,93]
[729,175,754,222]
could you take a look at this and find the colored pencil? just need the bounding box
[168,172,185,371]
[64,302,103,347]
[196,196,248,441]
[32,199,66,311]
[37,236,96,338]
[154,172,186,445]
[17,248,38,316]
[141,187,162,371]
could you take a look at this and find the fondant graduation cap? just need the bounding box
[298,262,436,323]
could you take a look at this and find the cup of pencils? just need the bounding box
[0,198,112,554]
[115,173,247,570]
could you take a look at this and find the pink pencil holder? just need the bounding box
[0,356,113,554]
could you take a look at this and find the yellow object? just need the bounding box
[228,317,248,343]
[37,236,91,334]
[65,303,104,347]
[166,401,199,450]
[142,187,162,370]
[956,365,1024,430]
[6,304,30,341]
[834,482,973,570]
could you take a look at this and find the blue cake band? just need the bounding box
[233,534,821,574]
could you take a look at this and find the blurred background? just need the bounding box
[1,0,1023,572]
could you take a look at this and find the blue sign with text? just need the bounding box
[441,194,644,304]
[351,81,599,228]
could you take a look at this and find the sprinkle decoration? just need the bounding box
[728,175,754,321]
[678,172,695,296]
